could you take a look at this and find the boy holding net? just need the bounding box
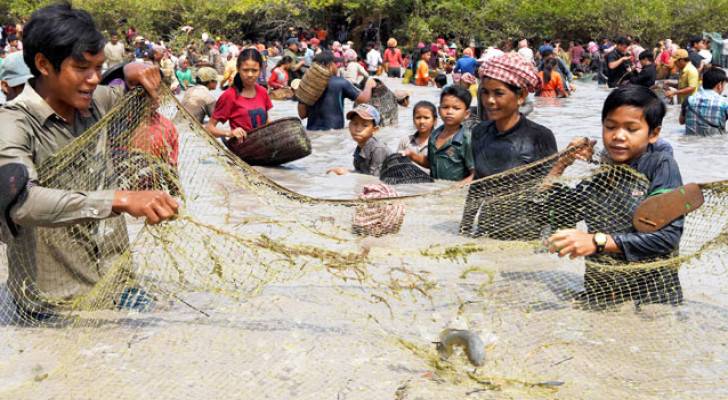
[545,85,684,307]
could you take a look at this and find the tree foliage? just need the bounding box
[0,0,725,47]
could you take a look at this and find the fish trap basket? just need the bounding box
[379,154,433,185]
[269,87,294,101]
[368,80,398,127]
[224,117,312,166]
[295,63,331,106]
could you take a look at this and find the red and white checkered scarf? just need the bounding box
[478,52,540,93]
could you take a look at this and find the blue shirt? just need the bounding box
[454,56,478,75]
[305,77,361,131]
[683,88,728,136]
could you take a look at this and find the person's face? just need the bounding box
[639,58,650,67]
[617,44,628,53]
[239,59,260,87]
[182,59,189,69]
[438,94,469,127]
[290,43,299,52]
[207,80,218,91]
[38,51,103,111]
[423,52,431,61]
[480,78,522,122]
[111,35,118,44]
[602,105,658,164]
[348,115,377,145]
[413,106,436,136]
[675,58,688,70]
[1,81,23,101]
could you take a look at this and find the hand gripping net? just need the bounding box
[1,88,727,399]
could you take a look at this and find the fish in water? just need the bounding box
[436,328,486,367]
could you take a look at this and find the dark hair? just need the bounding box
[601,85,666,134]
[275,56,293,68]
[543,58,558,84]
[434,73,447,88]
[313,50,335,66]
[413,100,437,119]
[615,36,630,46]
[440,85,472,107]
[702,67,728,90]
[541,49,554,58]
[23,3,106,77]
[233,48,263,92]
[689,36,703,47]
[638,50,654,62]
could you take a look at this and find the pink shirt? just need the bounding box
[383,48,404,68]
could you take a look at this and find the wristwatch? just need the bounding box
[593,232,608,254]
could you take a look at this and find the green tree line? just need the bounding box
[1,0,726,48]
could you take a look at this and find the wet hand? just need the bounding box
[400,148,415,158]
[558,137,596,167]
[547,229,597,259]
[112,190,179,225]
[228,128,247,140]
[124,63,161,105]
[326,167,349,175]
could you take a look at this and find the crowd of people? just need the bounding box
[0,3,725,321]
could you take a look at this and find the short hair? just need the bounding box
[601,85,666,134]
[638,50,654,62]
[413,100,437,119]
[313,50,335,66]
[615,36,631,46]
[689,36,703,47]
[434,73,447,88]
[702,67,728,90]
[541,49,554,58]
[23,3,105,77]
[440,85,472,107]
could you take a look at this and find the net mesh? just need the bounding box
[1,88,727,399]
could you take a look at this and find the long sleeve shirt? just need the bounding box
[0,82,131,313]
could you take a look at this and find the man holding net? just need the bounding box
[0,4,178,321]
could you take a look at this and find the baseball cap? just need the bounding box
[0,52,33,87]
[671,49,689,60]
[196,67,218,83]
[286,38,299,46]
[346,104,381,126]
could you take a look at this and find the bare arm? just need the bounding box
[205,117,246,140]
[297,102,308,119]
[608,56,630,70]
[355,78,376,104]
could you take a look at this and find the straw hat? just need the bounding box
[387,38,397,48]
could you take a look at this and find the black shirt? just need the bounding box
[471,116,558,179]
[628,63,656,87]
[606,50,630,88]
[688,48,704,69]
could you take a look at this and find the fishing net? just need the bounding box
[1,88,727,399]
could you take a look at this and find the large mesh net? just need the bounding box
[1,88,727,399]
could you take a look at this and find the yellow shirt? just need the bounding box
[678,62,699,104]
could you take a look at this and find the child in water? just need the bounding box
[546,85,684,307]
[403,86,474,183]
[396,101,437,172]
[415,50,432,86]
[327,104,390,176]
[267,56,292,89]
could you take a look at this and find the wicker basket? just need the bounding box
[367,80,398,127]
[295,63,331,106]
[379,154,433,185]
[225,117,312,166]
[269,87,294,100]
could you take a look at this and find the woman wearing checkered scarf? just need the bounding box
[459,53,559,238]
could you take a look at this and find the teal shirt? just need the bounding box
[427,125,474,181]
[175,68,194,90]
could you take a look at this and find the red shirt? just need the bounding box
[212,85,273,131]
[383,48,404,68]
[131,112,179,165]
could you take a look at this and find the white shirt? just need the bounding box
[366,49,382,71]
[517,47,534,63]
[699,49,713,64]
[342,61,369,85]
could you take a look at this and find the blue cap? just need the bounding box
[346,104,381,126]
[0,52,33,88]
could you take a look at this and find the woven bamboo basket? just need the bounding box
[367,80,398,127]
[225,117,312,166]
[269,87,294,100]
[379,154,433,185]
[295,63,331,106]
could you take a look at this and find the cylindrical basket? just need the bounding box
[295,63,331,106]
[225,117,312,166]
